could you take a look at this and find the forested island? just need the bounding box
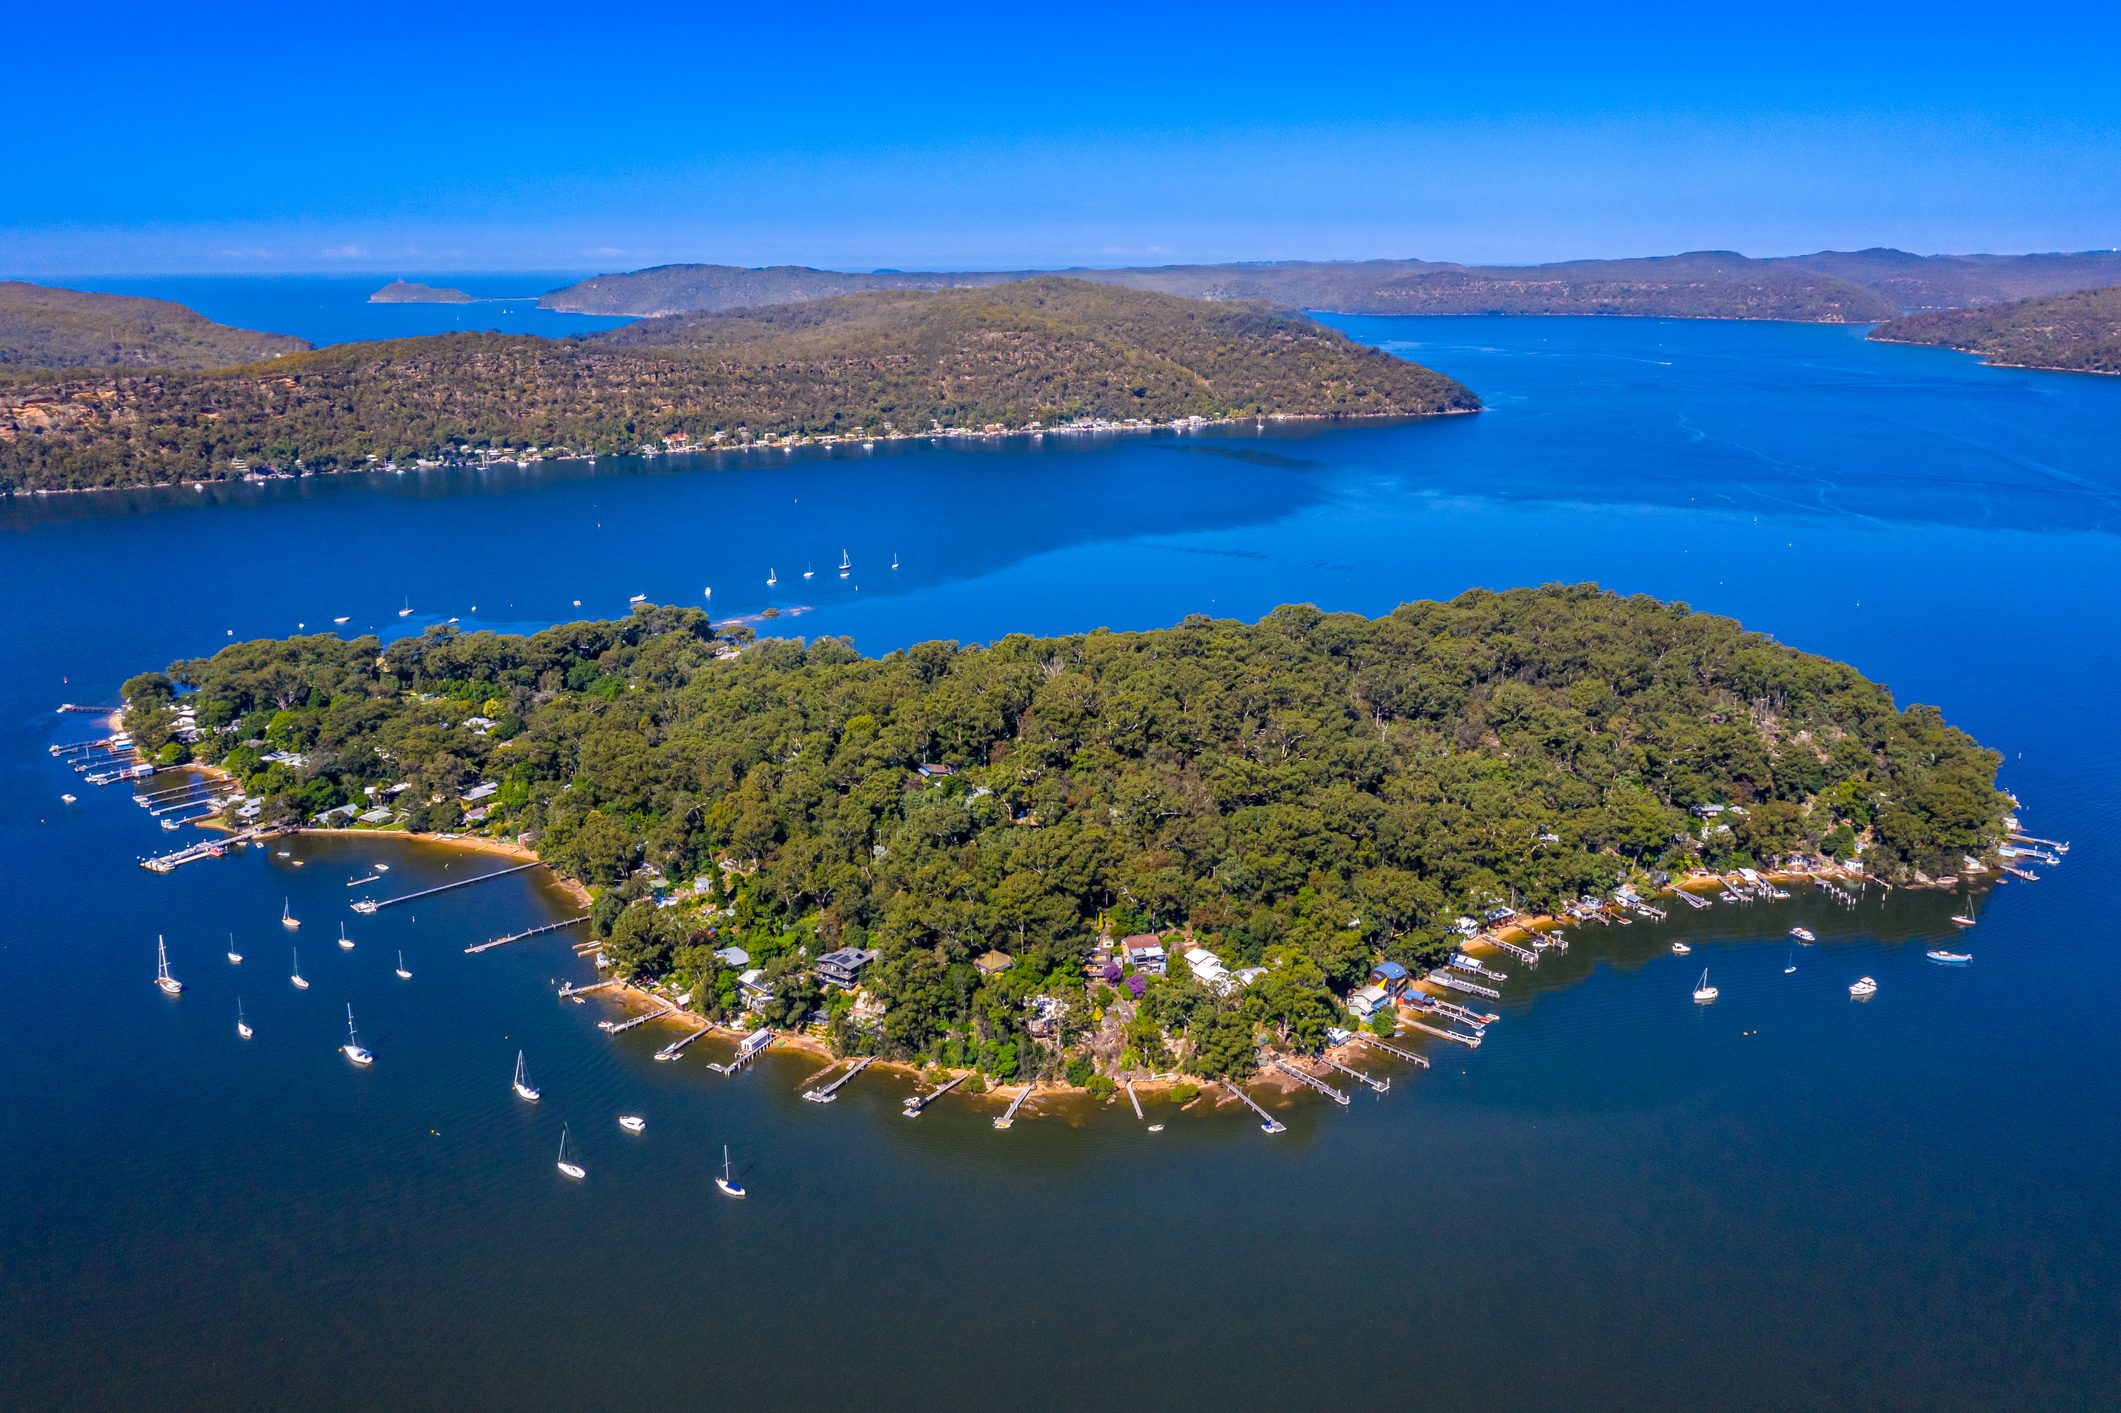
[0,281,308,370]
[540,248,2121,321]
[369,280,475,304]
[0,279,1475,493]
[1871,286,2121,375]
[121,586,2007,1083]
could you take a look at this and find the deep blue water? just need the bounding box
[3,310,2118,1409]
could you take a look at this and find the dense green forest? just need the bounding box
[125,587,2005,1080]
[1872,285,2121,374]
[368,280,475,304]
[0,281,308,371]
[0,279,1474,492]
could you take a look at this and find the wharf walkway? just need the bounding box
[1270,1056,1349,1107]
[1223,1081,1285,1134]
[1361,1034,1431,1069]
[903,1073,965,1116]
[598,1001,675,1034]
[1431,972,1501,1000]
[466,914,589,953]
[993,1083,1036,1129]
[1405,1018,1483,1049]
[706,1028,773,1074]
[1126,1078,1145,1120]
[1483,934,1538,965]
[803,1055,873,1103]
[654,1024,716,1061]
[558,979,618,998]
[1319,1053,1388,1093]
[352,860,540,913]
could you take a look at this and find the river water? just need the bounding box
[2,312,2116,1409]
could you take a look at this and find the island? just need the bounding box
[0,278,1477,493]
[0,280,308,371]
[368,279,476,304]
[120,585,2008,1088]
[1870,285,2121,375]
[538,248,2121,322]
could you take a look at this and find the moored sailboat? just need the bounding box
[154,935,184,995]
[227,933,243,965]
[395,950,411,979]
[513,1050,541,1102]
[281,898,300,930]
[715,1144,745,1198]
[1692,968,1719,1003]
[290,947,309,989]
[556,1125,585,1180]
[237,998,252,1039]
[338,923,354,951]
[341,1004,374,1065]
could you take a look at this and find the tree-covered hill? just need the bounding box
[0,279,1475,492]
[1871,285,2121,374]
[0,281,308,371]
[124,586,2006,1077]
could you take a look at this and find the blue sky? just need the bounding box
[4,0,2117,274]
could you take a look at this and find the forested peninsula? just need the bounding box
[0,279,1475,493]
[540,249,2121,322]
[1871,286,2121,375]
[0,281,308,371]
[369,280,475,304]
[122,586,2007,1082]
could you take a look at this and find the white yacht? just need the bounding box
[281,899,300,930]
[227,933,243,965]
[338,923,355,951]
[556,1126,585,1180]
[1949,907,1977,927]
[1692,969,1719,1003]
[1789,926,1817,943]
[154,935,184,995]
[619,1115,646,1134]
[1670,941,1691,955]
[290,948,309,989]
[394,950,412,980]
[237,998,252,1040]
[838,549,851,578]
[398,597,413,618]
[629,593,646,603]
[1849,976,1879,998]
[802,565,814,580]
[512,1050,541,1103]
[1927,949,1972,964]
[767,568,778,587]
[341,1005,374,1065]
[333,616,350,625]
[715,1145,745,1198]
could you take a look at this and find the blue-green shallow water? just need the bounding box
[3,316,2118,1409]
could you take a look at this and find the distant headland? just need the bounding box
[368,280,478,304]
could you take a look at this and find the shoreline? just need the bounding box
[1865,333,2121,377]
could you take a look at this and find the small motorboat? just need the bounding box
[1789,926,1817,943]
[374,863,390,873]
[394,950,412,980]
[628,593,646,604]
[556,1126,585,1180]
[290,947,309,989]
[154,935,184,995]
[1671,941,1691,955]
[60,792,77,804]
[619,1115,646,1134]
[715,1144,745,1198]
[341,1005,374,1065]
[1849,976,1879,998]
[512,1050,541,1103]
[237,998,253,1040]
[333,616,350,625]
[1691,968,1719,1003]
[1147,1123,1164,1133]
[1927,949,1973,964]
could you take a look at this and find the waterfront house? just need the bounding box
[1184,946,1232,991]
[737,968,773,1011]
[816,947,878,989]
[1368,960,1410,997]
[1348,984,1391,1020]
[1233,966,1266,988]
[1121,935,1167,973]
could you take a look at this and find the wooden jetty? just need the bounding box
[56,703,120,714]
[1270,1056,1350,1107]
[1223,1081,1285,1134]
[705,1027,774,1074]
[1431,972,1501,1000]
[557,979,618,998]
[1125,1078,1145,1120]
[1405,1018,1483,1049]
[466,914,589,953]
[2004,866,2039,881]
[1450,954,1508,982]
[2010,833,2068,852]
[598,1001,675,1034]
[1424,997,1497,1028]
[1483,934,1538,965]
[803,1055,873,1103]
[903,1073,965,1116]
[993,1083,1036,1129]
[1360,1034,1431,1069]
[1319,1052,1388,1093]
[653,1024,716,1060]
[352,860,541,913]
[1673,887,1711,909]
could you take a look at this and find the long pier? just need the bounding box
[1424,997,1497,1028]
[352,860,540,912]
[1223,1081,1285,1134]
[1483,934,1538,965]
[1319,1053,1388,1093]
[1673,887,1712,909]
[994,1083,1036,1128]
[1271,1056,1350,1106]
[598,1001,675,1034]
[558,979,618,998]
[57,703,121,714]
[803,1055,873,1103]
[706,1028,773,1074]
[902,1073,965,1116]
[654,1024,716,1061]
[1405,1018,1483,1049]
[1431,972,1501,1000]
[466,914,589,953]
[1126,1078,1145,1120]
[1361,1034,1431,1069]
